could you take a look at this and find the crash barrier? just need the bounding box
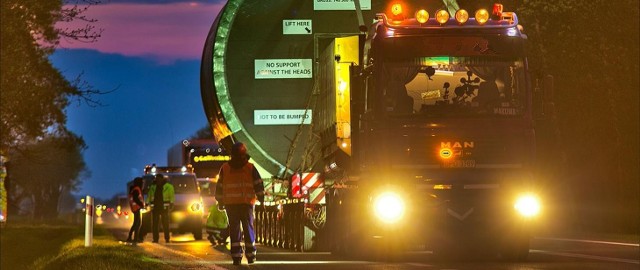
[255,202,327,251]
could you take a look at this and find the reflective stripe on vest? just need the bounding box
[129,186,143,212]
[221,162,257,205]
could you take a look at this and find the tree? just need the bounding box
[0,0,104,152]
[512,0,639,232]
[1,0,105,221]
[9,131,88,220]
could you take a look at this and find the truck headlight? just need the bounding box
[514,194,541,218]
[373,192,405,223]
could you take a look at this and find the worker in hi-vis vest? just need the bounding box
[215,142,264,265]
[147,173,175,243]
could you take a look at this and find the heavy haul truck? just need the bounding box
[201,0,554,259]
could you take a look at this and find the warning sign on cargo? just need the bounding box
[313,0,371,10]
[283,20,312,35]
[255,59,312,79]
[254,110,312,125]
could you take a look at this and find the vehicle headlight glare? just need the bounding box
[373,192,405,223]
[190,202,202,212]
[514,194,541,218]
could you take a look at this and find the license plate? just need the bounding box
[442,159,476,168]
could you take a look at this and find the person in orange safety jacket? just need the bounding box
[215,142,264,265]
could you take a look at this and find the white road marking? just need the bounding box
[531,249,640,264]
[164,242,212,246]
[258,251,331,255]
[196,260,376,265]
[405,262,434,268]
[536,237,640,247]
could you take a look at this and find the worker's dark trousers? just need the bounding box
[226,204,256,261]
[127,210,142,241]
[152,207,170,242]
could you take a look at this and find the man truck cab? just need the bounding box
[326,4,544,260]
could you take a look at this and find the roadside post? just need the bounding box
[85,195,94,247]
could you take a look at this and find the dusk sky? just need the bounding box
[51,0,226,198]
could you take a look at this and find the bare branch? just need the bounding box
[57,0,105,44]
[68,71,118,107]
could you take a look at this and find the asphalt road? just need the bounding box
[107,225,639,270]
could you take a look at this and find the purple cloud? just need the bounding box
[57,2,224,63]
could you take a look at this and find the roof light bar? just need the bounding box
[391,3,403,16]
[435,10,449,24]
[455,9,469,24]
[492,3,504,20]
[415,9,429,24]
[475,9,489,25]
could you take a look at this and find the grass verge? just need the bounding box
[1,223,171,270]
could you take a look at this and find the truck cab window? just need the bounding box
[380,56,526,118]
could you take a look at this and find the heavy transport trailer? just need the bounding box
[200,0,555,259]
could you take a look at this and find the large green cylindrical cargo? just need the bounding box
[200,0,489,177]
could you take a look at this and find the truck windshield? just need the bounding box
[379,56,527,118]
[169,175,198,194]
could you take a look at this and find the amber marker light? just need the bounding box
[415,9,429,23]
[435,10,449,24]
[455,9,469,24]
[475,9,489,24]
[391,3,403,16]
[440,148,453,159]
